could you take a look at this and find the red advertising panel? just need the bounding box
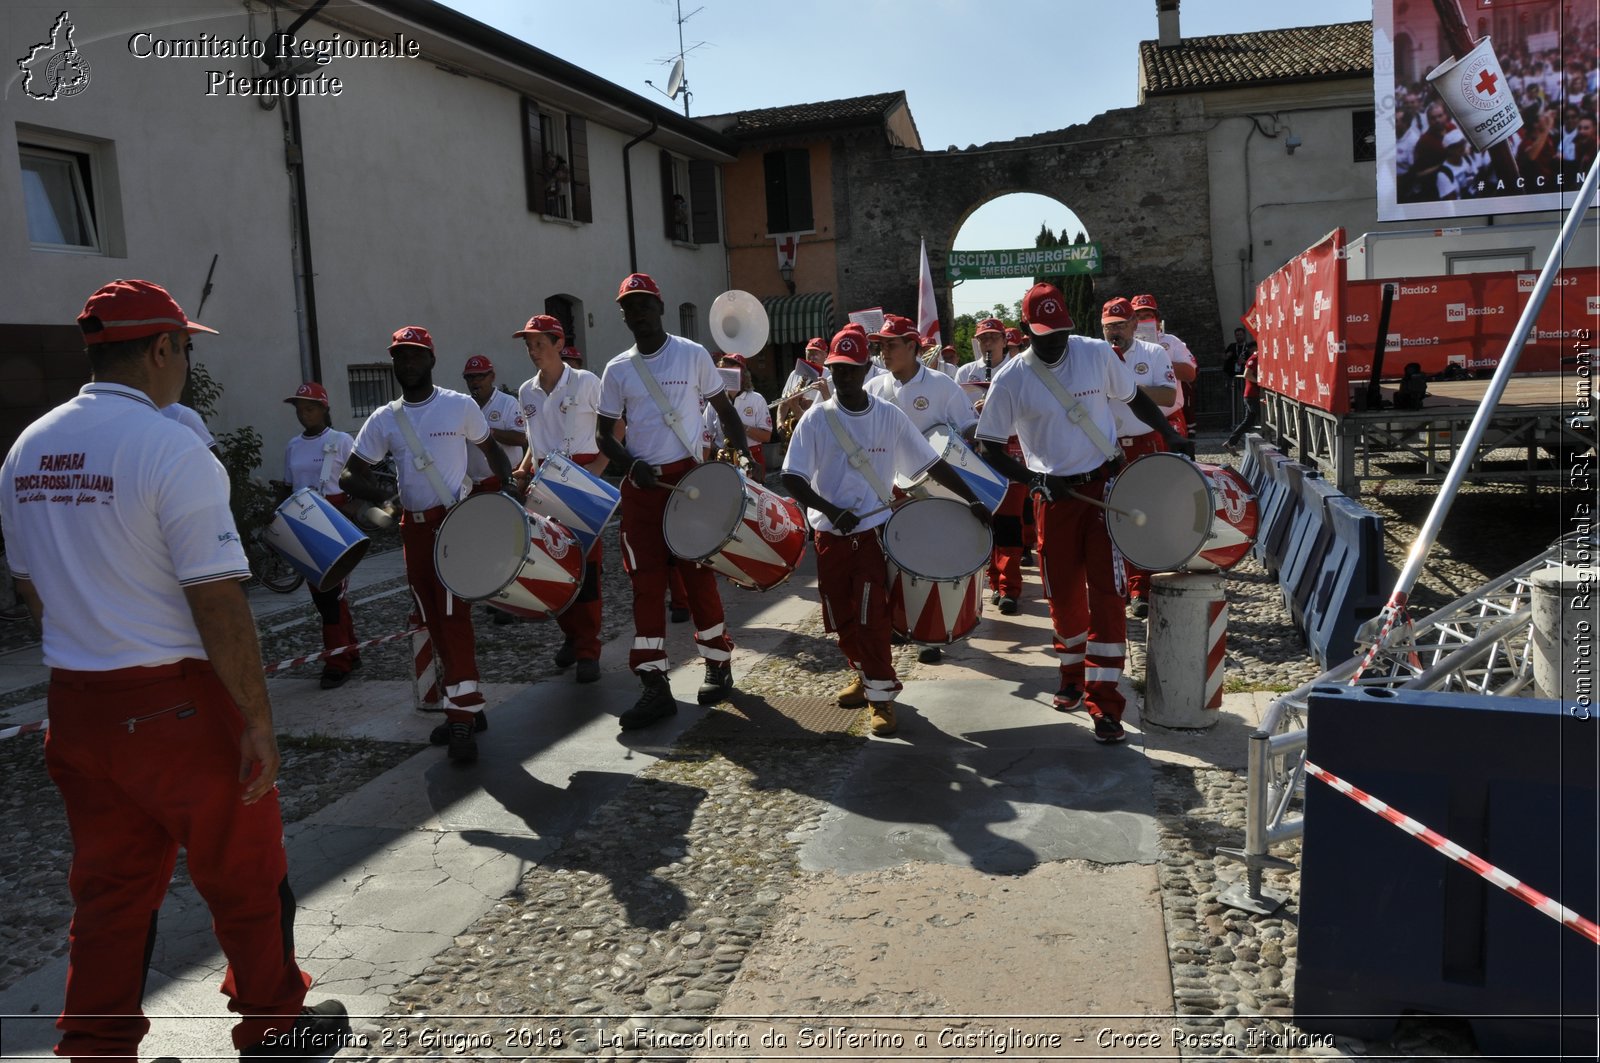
[1343,266,1599,380]
[1243,229,1349,414]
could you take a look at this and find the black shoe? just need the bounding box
[575,659,601,683]
[669,606,691,624]
[990,591,1001,606]
[1092,713,1128,745]
[430,709,487,746]
[1053,684,1085,713]
[318,668,351,690]
[997,597,1018,615]
[620,674,677,730]
[492,608,516,626]
[1020,550,1034,567]
[917,645,942,664]
[697,660,733,705]
[447,721,478,763]
[554,639,578,668]
[240,999,350,1058]
[1129,597,1149,620]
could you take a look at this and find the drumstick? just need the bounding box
[1067,490,1148,526]
[661,480,701,501]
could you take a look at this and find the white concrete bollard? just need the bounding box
[1144,571,1228,729]
[1531,564,1598,704]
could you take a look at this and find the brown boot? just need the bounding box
[836,673,867,708]
[868,701,897,737]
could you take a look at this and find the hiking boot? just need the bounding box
[997,597,1018,615]
[620,673,676,730]
[430,709,487,746]
[319,668,351,690]
[575,659,601,683]
[868,701,897,737]
[1091,712,1127,745]
[1129,596,1149,620]
[240,999,350,1057]
[697,660,733,705]
[917,645,942,664]
[447,721,478,763]
[836,673,867,708]
[669,606,691,624]
[1053,684,1085,713]
[553,639,578,668]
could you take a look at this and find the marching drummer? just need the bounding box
[460,354,527,495]
[956,317,1027,612]
[595,273,749,730]
[274,382,361,689]
[512,314,607,684]
[702,353,773,481]
[976,284,1189,745]
[340,326,512,764]
[1100,298,1176,620]
[1130,294,1196,439]
[783,328,992,737]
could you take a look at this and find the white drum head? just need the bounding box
[1105,454,1211,571]
[663,462,745,560]
[881,497,991,580]
[435,494,528,600]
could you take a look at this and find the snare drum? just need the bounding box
[881,496,993,645]
[433,492,584,618]
[662,461,807,590]
[1103,453,1258,572]
[892,425,1009,512]
[263,488,370,592]
[526,452,621,554]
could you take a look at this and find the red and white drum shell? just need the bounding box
[880,496,993,645]
[1103,453,1258,573]
[662,461,808,591]
[433,492,585,619]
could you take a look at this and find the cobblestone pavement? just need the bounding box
[0,439,1573,1058]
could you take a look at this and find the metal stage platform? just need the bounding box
[1260,374,1594,496]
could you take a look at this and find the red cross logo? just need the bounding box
[777,235,796,260]
[1475,69,1498,96]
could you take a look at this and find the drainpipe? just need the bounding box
[622,118,659,272]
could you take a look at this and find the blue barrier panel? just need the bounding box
[1296,687,1596,1058]
[1260,458,1304,577]
[1240,436,1269,492]
[1249,451,1287,566]
[1280,474,1339,630]
[1307,495,1389,667]
[1289,478,1343,631]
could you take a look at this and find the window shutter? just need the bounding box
[567,115,592,222]
[688,160,719,245]
[521,98,545,214]
[763,150,787,233]
[659,149,678,240]
[785,149,813,232]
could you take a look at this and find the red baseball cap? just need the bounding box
[513,314,565,340]
[389,326,434,352]
[1021,283,1074,337]
[616,273,662,302]
[843,322,867,335]
[974,317,1005,337]
[1130,293,1160,315]
[804,336,827,354]
[1101,297,1134,322]
[283,381,330,407]
[868,314,919,341]
[941,345,956,357]
[560,346,583,365]
[719,352,749,366]
[462,354,495,376]
[1005,327,1028,347]
[825,328,871,367]
[78,279,217,345]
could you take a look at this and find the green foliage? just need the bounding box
[184,361,276,535]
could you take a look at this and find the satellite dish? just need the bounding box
[710,290,769,356]
[665,57,685,99]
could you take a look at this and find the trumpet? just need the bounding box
[716,444,752,473]
[767,377,827,409]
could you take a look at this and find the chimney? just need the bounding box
[1157,0,1181,48]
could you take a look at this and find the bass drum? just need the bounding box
[1103,453,1258,572]
[662,461,807,590]
[881,496,992,645]
[433,492,584,618]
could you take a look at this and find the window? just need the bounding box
[1351,110,1377,163]
[763,148,812,235]
[348,364,398,418]
[659,150,720,245]
[679,302,698,341]
[521,98,591,222]
[19,141,104,251]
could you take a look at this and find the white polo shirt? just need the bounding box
[284,427,356,495]
[781,359,823,399]
[782,396,938,535]
[353,387,488,511]
[162,402,216,448]
[465,388,526,483]
[866,364,979,436]
[1,383,249,670]
[701,389,772,451]
[520,364,603,460]
[954,356,1005,388]
[976,339,1136,477]
[1138,325,1195,416]
[598,335,723,466]
[1110,338,1175,438]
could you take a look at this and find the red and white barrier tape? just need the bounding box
[0,718,46,742]
[1305,758,1600,946]
[1204,597,1227,710]
[263,627,423,674]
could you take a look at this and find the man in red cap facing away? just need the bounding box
[512,314,608,683]
[1130,294,1196,438]
[783,328,992,736]
[0,279,348,1060]
[341,326,514,763]
[596,273,752,729]
[977,283,1190,744]
[460,354,526,497]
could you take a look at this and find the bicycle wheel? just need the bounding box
[250,529,305,593]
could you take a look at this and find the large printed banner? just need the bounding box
[1243,230,1349,413]
[1343,267,1598,379]
[1374,0,1598,222]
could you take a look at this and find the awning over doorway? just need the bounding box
[761,291,834,345]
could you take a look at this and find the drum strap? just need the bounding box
[822,403,895,507]
[318,435,343,496]
[1021,347,1122,465]
[388,399,463,509]
[628,352,702,464]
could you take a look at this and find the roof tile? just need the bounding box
[701,91,906,137]
[1140,21,1372,96]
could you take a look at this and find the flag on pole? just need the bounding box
[916,237,940,347]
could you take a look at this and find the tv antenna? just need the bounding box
[643,0,702,117]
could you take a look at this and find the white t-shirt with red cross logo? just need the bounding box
[353,386,489,510]
[865,363,978,436]
[700,388,772,451]
[976,338,1136,477]
[1110,337,1175,438]
[597,335,724,465]
[284,427,356,495]
[782,396,938,534]
[464,388,526,483]
[519,364,603,461]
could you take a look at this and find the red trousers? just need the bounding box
[1035,480,1128,722]
[400,509,484,721]
[618,460,733,673]
[815,529,901,703]
[1117,431,1167,601]
[309,580,358,675]
[1166,407,1188,438]
[557,537,604,661]
[46,661,311,1060]
[988,436,1027,597]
